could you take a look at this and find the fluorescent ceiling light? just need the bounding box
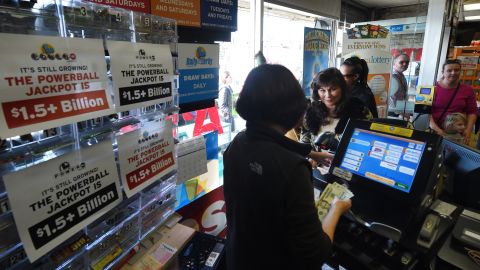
[463,3,480,11]
[465,15,480,20]
[464,3,480,11]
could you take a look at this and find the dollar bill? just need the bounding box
[316,182,354,221]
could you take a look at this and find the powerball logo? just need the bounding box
[31,43,77,61]
[186,46,213,67]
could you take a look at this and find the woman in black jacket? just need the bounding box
[223,64,351,270]
[340,56,378,118]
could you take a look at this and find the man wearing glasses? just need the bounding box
[389,54,410,109]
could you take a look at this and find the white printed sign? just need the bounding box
[0,33,113,138]
[108,41,174,111]
[117,120,175,198]
[3,141,122,261]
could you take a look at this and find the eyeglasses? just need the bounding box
[343,74,355,78]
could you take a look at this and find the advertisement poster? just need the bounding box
[108,41,174,112]
[201,0,237,30]
[85,0,150,13]
[178,43,219,105]
[302,28,330,97]
[177,185,226,238]
[343,27,391,116]
[117,120,175,198]
[0,33,113,138]
[3,140,122,261]
[151,0,200,27]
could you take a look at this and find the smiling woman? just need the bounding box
[429,59,478,145]
[299,67,373,152]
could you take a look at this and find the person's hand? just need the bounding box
[308,151,333,166]
[330,197,352,216]
[308,158,318,168]
[463,129,472,145]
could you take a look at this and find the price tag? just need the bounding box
[108,40,173,112]
[117,120,175,198]
[3,140,122,262]
[0,33,113,138]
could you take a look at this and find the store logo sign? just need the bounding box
[31,43,77,61]
[136,49,156,61]
[186,46,213,67]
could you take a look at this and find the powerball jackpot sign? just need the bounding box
[3,141,122,261]
[0,34,113,138]
[117,120,175,198]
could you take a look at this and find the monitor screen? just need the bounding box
[420,88,431,95]
[339,128,426,193]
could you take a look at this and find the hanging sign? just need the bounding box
[117,120,175,198]
[201,0,237,30]
[178,43,219,105]
[85,0,150,13]
[151,0,200,27]
[0,33,113,138]
[3,140,122,262]
[302,27,330,97]
[108,41,173,112]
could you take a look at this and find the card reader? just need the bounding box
[414,86,435,114]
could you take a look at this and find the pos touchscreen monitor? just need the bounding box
[329,120,442,239]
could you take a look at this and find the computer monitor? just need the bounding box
[442,139,480,211]
[329,120,443,240]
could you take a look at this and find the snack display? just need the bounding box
[346,24,390,39]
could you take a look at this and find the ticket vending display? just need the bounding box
[329,120,443,242]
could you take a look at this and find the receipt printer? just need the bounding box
[414,86,435,114]
[452,209,480,250]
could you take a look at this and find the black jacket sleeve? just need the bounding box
[285,163,332,269]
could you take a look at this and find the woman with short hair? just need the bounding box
[223,64,351,270]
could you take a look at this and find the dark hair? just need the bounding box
[236,64,307,130]
[341,56,369,86]
[306,68,349,133]
[442,59,462,71]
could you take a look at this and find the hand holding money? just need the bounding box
[316,182,353,221]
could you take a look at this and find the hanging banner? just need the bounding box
[0,33,113,138]
[3,140,122,262]
[85,0,150,13]
[201,0,237,30]
[302,28,330,97]
[117,120,175,198]
[151,0,200,27]
[343,26,391,117]
[108,41,173,112]
[178,43,219,105]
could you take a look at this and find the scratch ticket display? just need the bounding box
[0,33,114,138]
[3,141,122,261]
[117,120,175,198]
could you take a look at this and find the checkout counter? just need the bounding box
[314,119,480,270]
